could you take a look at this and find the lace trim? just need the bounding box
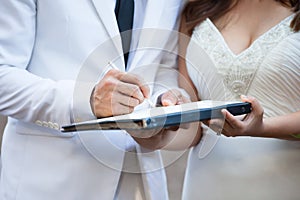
[191,15,294,99]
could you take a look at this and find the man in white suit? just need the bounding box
[0,0,188,199]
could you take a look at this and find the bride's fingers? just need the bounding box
[221,120,235,136]
[222,109,243,129]
[241,95,263,116]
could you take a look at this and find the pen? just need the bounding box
[108,61,156,108]
[146,98,156,108]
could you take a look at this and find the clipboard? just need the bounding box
[61,100,251,132]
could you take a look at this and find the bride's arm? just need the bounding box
[215,95,300,140]
[262,111,300,140]
[178,16,200,102]
[209,32,300,140]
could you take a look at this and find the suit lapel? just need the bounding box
[90,0,125,69]
[90,0,119,38]
[141,0,165,29]
[128,0,165,70]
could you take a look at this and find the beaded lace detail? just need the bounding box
[192,15,294,100]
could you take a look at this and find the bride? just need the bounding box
[178,0,300,199]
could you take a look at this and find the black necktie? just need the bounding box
[115,0,135,68]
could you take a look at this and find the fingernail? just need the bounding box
[247,96,255,101]
[162,99,174,106]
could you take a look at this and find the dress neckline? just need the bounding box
[206,14,294,57]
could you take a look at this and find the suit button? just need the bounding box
[48,122,54,129]
[42,121,49,128]
[53,123,59,130]
[35,120,42,126]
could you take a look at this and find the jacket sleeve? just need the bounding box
[0,0,94,130]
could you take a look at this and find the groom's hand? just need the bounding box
[129,89,191,150]
[90,69,150,118]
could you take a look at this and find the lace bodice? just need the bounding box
[183,14,300,200]
[186,15,300,117]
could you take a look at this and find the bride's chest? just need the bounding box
[190,18,293,98]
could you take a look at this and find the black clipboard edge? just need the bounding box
[61,102,251,132]
[143,102,251,129]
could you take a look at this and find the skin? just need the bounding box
[213,0,293,55]
[217,95,300,139]
[180,0,300,140]
[91,69,150,117]
[131,89,202,151]
[90,69,202,150]
[90,0,300,150]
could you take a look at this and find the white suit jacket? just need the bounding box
[0,0,184,199]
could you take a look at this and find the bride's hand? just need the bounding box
[211,95,264,137]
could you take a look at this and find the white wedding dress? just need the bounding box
[182,15,300,200]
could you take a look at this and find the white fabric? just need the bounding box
[183,15,300,200]
[114,150,146,200]
[0,0,185,199]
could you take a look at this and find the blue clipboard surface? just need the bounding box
[61,101,251,132]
